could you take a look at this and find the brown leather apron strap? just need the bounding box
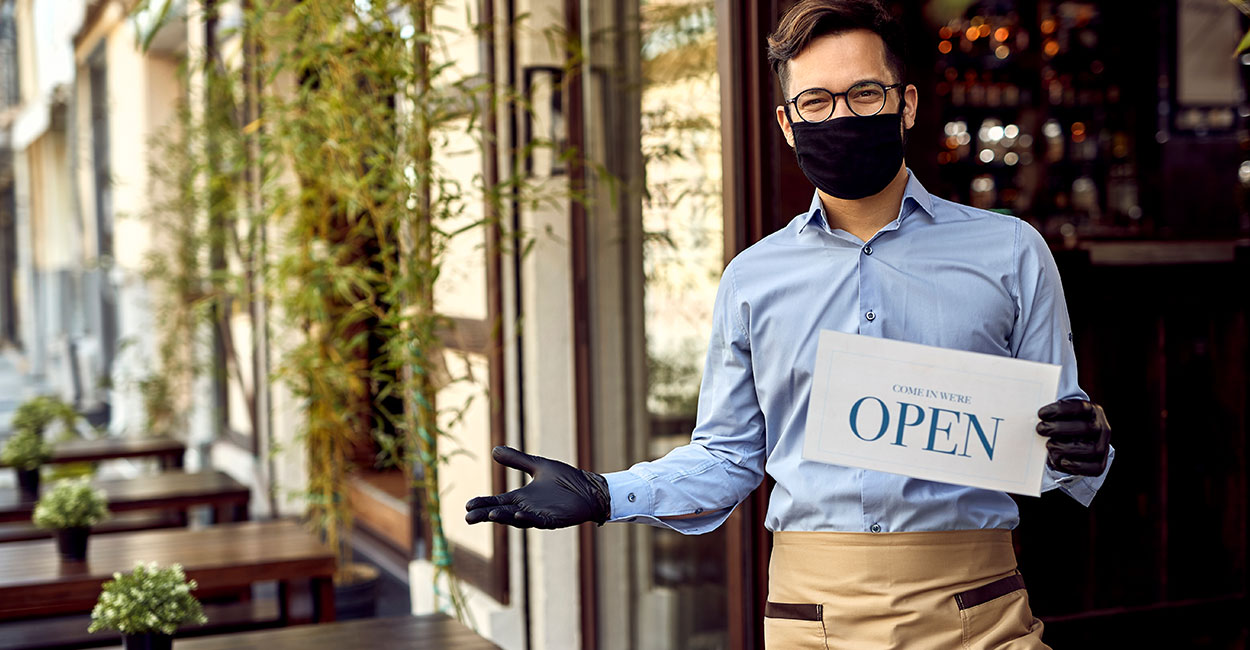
[954,573,1026,610]
[764,602,823,621]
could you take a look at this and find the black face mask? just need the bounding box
[789,102,907,200]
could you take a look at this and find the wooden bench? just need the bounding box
[1,436,186,470]
[0,600,282,650]
[2,614,500,650]
[0,520,335,624]
[48,436,186,469]
[140,614,500,649]
[0,471,250,542]
[0,511,186,544]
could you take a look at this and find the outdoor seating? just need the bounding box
[0,600,282,650]
[0,470,249,542]
[0,435,186,471]
[0,520,335,624]
[39,436,185,470]
[114,614,501,650]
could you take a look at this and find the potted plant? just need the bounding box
[2,430,53,500]
[32,477,111,561]
[88,562,208,650]
[12,395,81,440]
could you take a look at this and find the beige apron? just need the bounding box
[765,529,1049,649]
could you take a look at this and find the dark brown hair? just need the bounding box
[767,0,907,97]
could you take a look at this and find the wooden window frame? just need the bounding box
[411,0,510,605]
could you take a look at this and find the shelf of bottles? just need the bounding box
[932,1,1143,243]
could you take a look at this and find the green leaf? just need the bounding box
[1238,27,1250,56]
[133,0,177,53]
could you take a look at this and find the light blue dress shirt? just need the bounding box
[605,171,1112,535]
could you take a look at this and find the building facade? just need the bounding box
[3,1,1248,649]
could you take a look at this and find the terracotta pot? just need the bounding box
[55,526,90,562]
[16,468,39,501]
[123,632,173,650]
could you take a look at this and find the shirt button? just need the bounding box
[863,245,873,255]
[870,523,882,533]
[865,310,876,322]
[627,493,636,502]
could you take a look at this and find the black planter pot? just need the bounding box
[334,562,380,620]
[123,632,173,650]
[55,526,90,562]
[16,468,39,500]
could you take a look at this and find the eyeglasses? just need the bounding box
[786,81,904,122]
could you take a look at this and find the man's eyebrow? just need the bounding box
[794,77,892,94]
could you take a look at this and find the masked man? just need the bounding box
[467,1,1113,647]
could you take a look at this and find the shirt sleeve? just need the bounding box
[1009,221,1112,506]
[603,262,767,534]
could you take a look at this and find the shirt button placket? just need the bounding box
[859,240,881,333]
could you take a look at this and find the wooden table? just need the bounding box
[46,436,186,469]
[0,520,335,624]
[1,436,187,470]
[153,614,501,649]
[0,471,249,540]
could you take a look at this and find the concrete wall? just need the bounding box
[59,2,186,438]
[8,0,90,391]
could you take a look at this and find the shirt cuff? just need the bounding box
[604,470,654,521]
[1040,445,1115,506]
[603,469,733,535]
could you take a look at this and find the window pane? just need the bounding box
[431,0,489,322]
[439,350,495,560]
[639,1,727,648]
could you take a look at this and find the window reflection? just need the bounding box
[639,1,727,648]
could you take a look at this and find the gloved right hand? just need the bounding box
[464,446,611,529]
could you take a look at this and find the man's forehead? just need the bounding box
[788,30,892,90]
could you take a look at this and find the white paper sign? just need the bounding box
[802,331,1061,496]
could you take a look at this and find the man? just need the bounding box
[467,1,1113,647]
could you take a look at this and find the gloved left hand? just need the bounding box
[1036,399,1111,476]
[464,446,611,529]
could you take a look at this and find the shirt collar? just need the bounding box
[799,192,829,234]
[798,169,939,235]
[901,169,936,220]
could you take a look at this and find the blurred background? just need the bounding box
[0,1,1247,649]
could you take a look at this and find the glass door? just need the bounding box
[636,1,727,648]
[583,0,729,647]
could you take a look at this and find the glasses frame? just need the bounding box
[785,81,905,123]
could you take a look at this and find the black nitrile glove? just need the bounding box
[1036,399,1111,477]
[464,446,611,529]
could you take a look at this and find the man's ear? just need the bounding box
[776,104,796,148]
[903,83,918,130]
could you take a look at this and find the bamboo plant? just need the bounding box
[130,0,568,619]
